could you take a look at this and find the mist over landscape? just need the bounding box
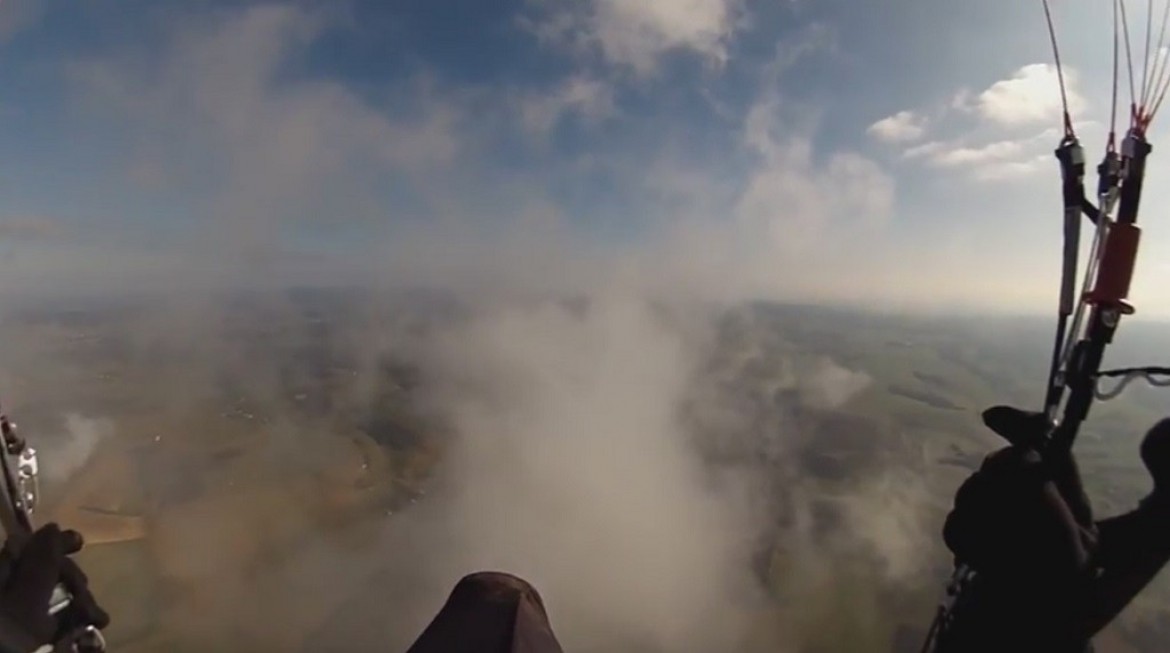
[0,0,1168,651]
[0,290,1164,653]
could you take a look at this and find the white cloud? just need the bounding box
[42,414,113,483]
[902,140,944,159]
[519,76,615,137]
[881,63,1089,183]
[799,358,872,409]
[417,298,758,651]
[974,63,1086,127]
[970,154,1049,182]
[904,137,1048,182]
[928,140,1024,167]
[527,0,745,75]
[867,110,927,143]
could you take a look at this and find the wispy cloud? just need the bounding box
[518,75,615,138]
[67,5,463,256]
[903,136,1051,182]
[525,0,746,75]
[867,110,927,143]
[910,139,1022,167]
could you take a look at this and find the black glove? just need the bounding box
[1140,418,1170,511]
[943,406,1096,578]
[944,443,1046,570]
[982,405,1050,449]
[0,523,109,653]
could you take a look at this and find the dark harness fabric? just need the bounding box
[406,572,564,653]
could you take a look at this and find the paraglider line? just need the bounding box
[1042,0,1076,136]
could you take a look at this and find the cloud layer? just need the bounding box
[0,3,939,314]
[2,2,1168,317]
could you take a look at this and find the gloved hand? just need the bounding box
[943,406,1096,578]
[943,440,1048,572]
[1139,418,1170,511]
[0,523,109,653]
[981,405,1050,449]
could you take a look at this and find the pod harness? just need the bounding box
[922,1,1170,650]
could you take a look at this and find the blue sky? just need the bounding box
[0,0,1167,316]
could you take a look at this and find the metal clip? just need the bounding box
[33,626,106,653]
[16,446,38,516]
[1122,133,1139,158]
